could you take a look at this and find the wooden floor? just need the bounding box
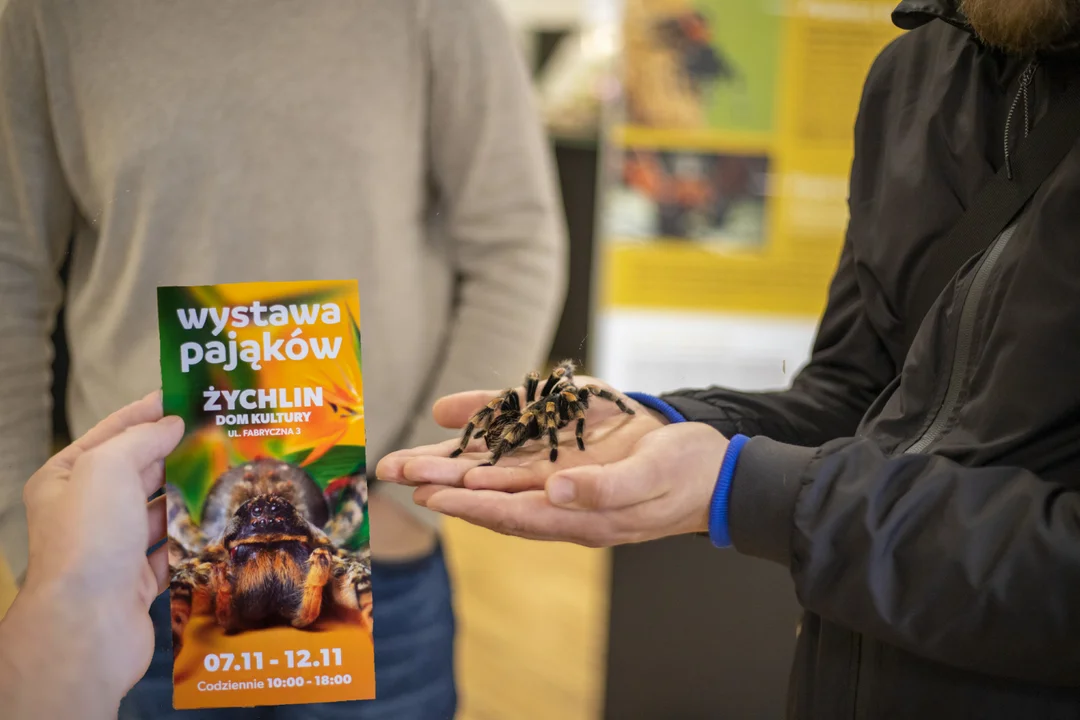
[442,517,611,720]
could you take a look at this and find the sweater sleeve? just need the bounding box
[0,0,76,582]
[373,0,565,524]
[391,0,567,462]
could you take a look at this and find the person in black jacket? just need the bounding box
[378,0,1080,717]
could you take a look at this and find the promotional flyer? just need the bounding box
[158,279,375,710]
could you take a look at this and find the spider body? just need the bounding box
[167,458,372,656]
[450,360,636,465]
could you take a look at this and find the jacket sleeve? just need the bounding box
[0,0,75,583]
[660,233,895,446]
[727,434,1080,686]
[659,43,900,448]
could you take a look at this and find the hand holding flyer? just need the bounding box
[157,280,376,710]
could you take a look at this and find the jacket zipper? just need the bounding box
[905,58,1036,457]
[848,227,1018,720]
[849,58,1038,720]
[902,222,1018,455]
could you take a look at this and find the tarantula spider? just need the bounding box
[450,360,636,465]
[166,458,372,657]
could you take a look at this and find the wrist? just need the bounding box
[707,434,750,548]
[0,580,123,719]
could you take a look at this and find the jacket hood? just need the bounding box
[891,0,1080,52]
[892,0,967,32]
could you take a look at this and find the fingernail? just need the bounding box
[548,477,577,506]
[161,415,184,429]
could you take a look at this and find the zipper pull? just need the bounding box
[1004,59,1040,180]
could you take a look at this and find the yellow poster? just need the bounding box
[599,0,902,318]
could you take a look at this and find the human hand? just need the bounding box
[0,392,184,719]
[376,374,668,494]
[407,422,730,547]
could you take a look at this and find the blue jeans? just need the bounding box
[118,543,457,720]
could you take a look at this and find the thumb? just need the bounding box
[432,390,503,429]
[546,432,670,511]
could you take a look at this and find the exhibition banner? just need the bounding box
[594,0,901,391]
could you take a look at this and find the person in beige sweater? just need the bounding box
[0,0,567,716]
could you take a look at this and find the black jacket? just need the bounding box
[659,2,1080,718]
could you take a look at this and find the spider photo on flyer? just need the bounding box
[166,460,373,658]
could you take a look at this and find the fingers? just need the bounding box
[546,439,667,512]
[461,464,549,492]
[148,545,170,597]
[413,487,610,545]
[147,495,167,549]
[97,416,185,473]
[141,458,166,498]
[431,390,503,429]
[375,438,472,483]
[398,455,487,487]
[52,391,164,468]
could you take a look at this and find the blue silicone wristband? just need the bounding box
[709,434,750,548]
[625,392,687,424]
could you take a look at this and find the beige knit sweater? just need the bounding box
[0,0,567,580]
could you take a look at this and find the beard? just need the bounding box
[961,0,1080,53]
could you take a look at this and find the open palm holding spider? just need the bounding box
[376,361,669,495]
[375,363,732,548]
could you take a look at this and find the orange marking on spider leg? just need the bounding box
[574,407,586,450]
[293,548,332,628]
[212,564,234,630]
[544,404,560,461]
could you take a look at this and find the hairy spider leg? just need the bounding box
[169,554,211,656]
[495,391,570,463]
[543,400,560,461]
[451,389,519,457]
[558,389,588,451]
[572,405,587,450]
[331,549,374,631]
[524,371,541,403]
[166,484,209,555]
[540,360,576,397]
[474,390,521,437]
[484,409,538,465]
[292,547,333,628]
[212,561,236,631]
[582,385,636,416]
[324,481,367,548]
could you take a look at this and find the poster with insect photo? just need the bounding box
[157,279,375,710]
